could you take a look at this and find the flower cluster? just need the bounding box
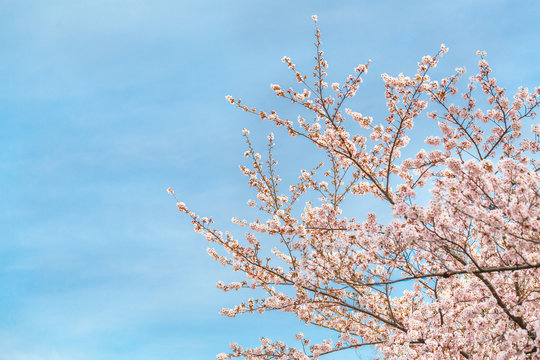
[171,17,540,360]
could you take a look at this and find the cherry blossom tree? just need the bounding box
[170,17,540,359]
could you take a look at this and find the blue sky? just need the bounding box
[2,1,540,359]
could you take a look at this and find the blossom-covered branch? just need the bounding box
[171,16,540,360]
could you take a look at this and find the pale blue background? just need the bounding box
[2,1,540,359]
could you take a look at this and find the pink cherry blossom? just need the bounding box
[172,18,540,360]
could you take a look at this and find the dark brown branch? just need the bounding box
[357,262,540,287]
